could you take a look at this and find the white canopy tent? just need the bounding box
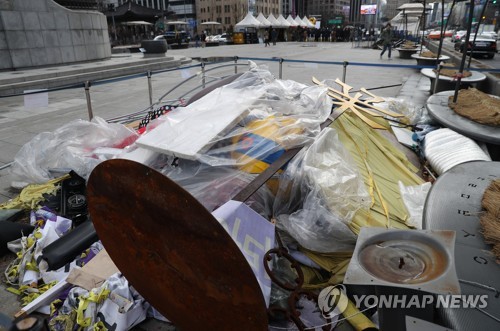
[267,14,280,28]
[256,13,272,27]
[302,17,315,28]
[235,12,262,29]
[286,15,298,27]
[294,16,305,27]
[276,14,291,28]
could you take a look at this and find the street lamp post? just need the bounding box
[183,0,188,35]
[184,0,187,21]
[108,3,117,41]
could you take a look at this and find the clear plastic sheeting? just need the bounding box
[302,128,370,221]
[398,181,432,229]
[274,128,370,253]
[161,160,274,216]
[137,64,332,169]
[9,117,138,188]
[377,98,435,125]
[424,128,491,175]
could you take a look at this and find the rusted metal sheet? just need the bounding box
[87,159,268,330]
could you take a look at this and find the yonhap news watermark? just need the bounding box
[318,285,488,318]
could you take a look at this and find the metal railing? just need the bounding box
[76,57,500,124]
[1,55,499,125]
[0,54,499,173]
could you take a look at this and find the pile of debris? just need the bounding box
[1,64,498,331]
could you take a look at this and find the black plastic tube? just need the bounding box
[41,221,98,271]
[0,221,34,256]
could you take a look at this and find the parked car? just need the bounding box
[427,29,454,40]
[154,31,190,48]
[479,31,498,40]
[217,33,231,44]
[451,30,467,43]
[205,35,218,43]
[208,35,221,42]
[454,35,497,59]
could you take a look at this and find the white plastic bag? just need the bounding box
[96,274,149,330]
[9,117,138,187]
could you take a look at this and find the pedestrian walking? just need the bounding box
[379,23,394,59]
[369,26,375,47]
[264,30,270,47]
[201,31,206,48]
[349,28,355,47]
[271,29,277,46]
[369,26,375,41]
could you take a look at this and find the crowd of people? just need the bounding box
[285,25,376,43]
[108,22,416,48]
[257,24,418,47]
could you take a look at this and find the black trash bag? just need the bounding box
[0,221,34,256]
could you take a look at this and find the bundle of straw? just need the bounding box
[421,51,438,58]
[480,179,500,263]
[433,63,472,78]
[449,88,500,126]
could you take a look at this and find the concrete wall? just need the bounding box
[0,0,111,70]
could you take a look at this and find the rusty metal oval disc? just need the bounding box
[87,159,268,330]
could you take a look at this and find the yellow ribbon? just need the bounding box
[18,281,56,306]
[76,287,111,327]
[6,287,21,295]
[50,299,62,316]
[93,321,109,331]
[48,310,76,331]
[24,260,39,272]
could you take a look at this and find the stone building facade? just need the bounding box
[0,0,111,70]
[196,0,280,34]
